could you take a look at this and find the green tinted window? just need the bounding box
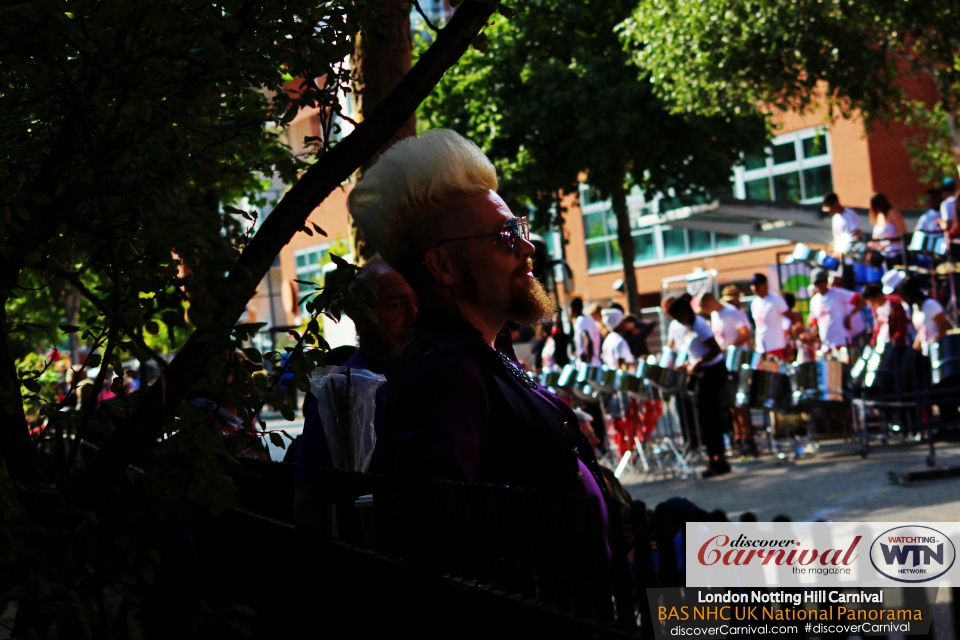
[802,134,828,158]
[715,233,741,249]
[582,212,606,240]
[772,142,797,164]
[802,166,834,200]
[632,231,656,263]
[744,152,768,170]
[745,178,771,201]
[773,172,802,202]
[662,227,687,257]
[689,230,713,253]
[586,242,609,269]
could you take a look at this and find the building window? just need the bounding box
[294,244,331,313]
[579,184,759,272]
[734,127,833,205]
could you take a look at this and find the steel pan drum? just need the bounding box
[862,343,913,393]
[850,346,873,387]
[909,231,947,255]
[792,360,848,404]
[574,365,602,400]
[636,359,659,383]
[594,368,618,392]
[736,368,791,409]
[724,346,761,377]
[792,243,812,262]
[814,250,839,271]
[539,371,561,390]
[930,335,960,385]
[613,371,646,399]
[555,364,577,392]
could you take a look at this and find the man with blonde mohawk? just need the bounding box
[349,129,611,562]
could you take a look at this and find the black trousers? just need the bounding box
[697,361,729,461]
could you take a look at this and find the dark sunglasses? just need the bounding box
[434,217,530,254]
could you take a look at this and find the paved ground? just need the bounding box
[620,436,960,522]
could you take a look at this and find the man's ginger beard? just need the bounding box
[456,256,556,324]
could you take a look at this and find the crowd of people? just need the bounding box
[284,127,960,568]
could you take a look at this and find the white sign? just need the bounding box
[686,522,960,588]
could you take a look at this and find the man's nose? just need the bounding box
[518,236,535,258]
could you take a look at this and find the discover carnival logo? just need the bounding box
[869,526,956,583]
[686,522,960,587]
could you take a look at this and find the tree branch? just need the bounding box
[54,269,168,370]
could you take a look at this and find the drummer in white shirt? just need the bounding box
[898,275,958,422]
[898,276,950,354]
[665,294,730,478]
[600,308,636,370]
[916,188,944,234]
[748,273,797,360]
[698,291,756,456]
[698,291,750,350]
[806,269,867,354]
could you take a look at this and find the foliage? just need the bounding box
[0,0,375,635]
[620,0,960,177]
[418,0,767,310]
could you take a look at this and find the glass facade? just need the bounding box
[580,193,756,271]
[734,127,833,204]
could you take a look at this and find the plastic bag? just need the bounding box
[309,365,386,472]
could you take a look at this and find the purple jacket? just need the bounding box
[386,306,609,553]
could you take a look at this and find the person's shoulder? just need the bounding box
[404,349,487,392]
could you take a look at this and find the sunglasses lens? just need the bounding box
[501,218,529,253]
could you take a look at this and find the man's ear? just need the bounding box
[423,247,456,287]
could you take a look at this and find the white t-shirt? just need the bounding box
[832,208,861,243]
[913,297,946,348]
[667,319,687,348]
[808,287,861,351]
[601,331,635,370]
[916,209,942,233]
[710,302,749,350]
[573,314,602,366]
[682,316,724,366]
[751,293,789,353]
[941,196,956,224]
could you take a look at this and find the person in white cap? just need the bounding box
[601,307,636,370]
[806,268,866,353]
[860,271,910,347]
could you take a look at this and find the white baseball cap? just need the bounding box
[881,269,906,295]
[601,308,625,331]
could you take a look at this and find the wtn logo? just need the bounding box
[870,526,956,583]
[879,543,944,567]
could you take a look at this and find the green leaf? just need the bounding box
[268,431,285,449]
[241,348,262,364]
[59,324,81,333]
[22,378,41,393]
[300,225,313,236]
[279,404,294,421]
[85,354,102,367]
[311,223,327,236]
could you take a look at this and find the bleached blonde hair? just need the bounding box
[348,129,498,275]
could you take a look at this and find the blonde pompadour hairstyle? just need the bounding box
[347,129,498,271]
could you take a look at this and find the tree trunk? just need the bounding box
[66,0,501,508]
[0,263,40,490]
[610,176,641,315]
[349,0,417,263]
